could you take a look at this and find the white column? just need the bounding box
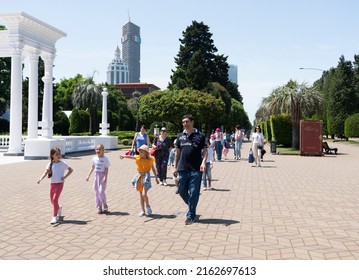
[40,54,55,138]
[27,51,39,139]
[99,88,109,136]
[40,72,52,138]
[6,44,23,155]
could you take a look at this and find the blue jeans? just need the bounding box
[234,140,243,158]
[202,162,212,187]
[215,141,222,160]
[178,170,202,220]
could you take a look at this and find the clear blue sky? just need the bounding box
[2,0,359,124]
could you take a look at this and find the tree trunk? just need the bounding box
[292,106,300,150]
[89,108,97,135]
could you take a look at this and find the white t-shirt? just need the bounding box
[206,147,214,163]
[46,161,69,183]
[91,156,110,173]
[252,132,264,146]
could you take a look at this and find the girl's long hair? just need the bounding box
[48,148,61,178]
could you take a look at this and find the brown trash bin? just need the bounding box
[300,120,323,156]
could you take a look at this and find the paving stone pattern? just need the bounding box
[0,141,358,260]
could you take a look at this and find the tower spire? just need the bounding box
[128,10,131,22]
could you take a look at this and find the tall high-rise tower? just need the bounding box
[228,64,238,84]
[121,21,141,83]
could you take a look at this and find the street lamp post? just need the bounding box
[299,67,327,86]
[299,67,325,72]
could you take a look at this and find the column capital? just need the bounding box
[40,52,56,63]
[9,42,24,56]
[26,49,41,62]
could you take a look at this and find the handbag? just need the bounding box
[125,147,136,156]
[125,149,133,156]
[248,152,254,163]
[150,148,156,157]
[257,145,263,150]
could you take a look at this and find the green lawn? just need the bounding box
[276,147,300,155]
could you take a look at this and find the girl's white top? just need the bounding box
[207,147,214,163]
[91,156,110,173]
[46,161,69,183]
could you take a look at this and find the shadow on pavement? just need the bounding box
[144,214,177,222]
[251,165,277,168]
[55,219,90,226]
[197,218,240,227]
[206,188,230,192]
[104,211,130,216]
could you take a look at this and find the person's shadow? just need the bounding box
[103,211,130,216]
[205,188,230,192]
[53,217,90,227]
[144,213,177,223]
[196,216,239,227]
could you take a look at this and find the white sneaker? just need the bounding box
[57,206,62,218]
[139,211,145,217]
[147,206,152,216]
[163,180,168,186]
[50,216,58,224]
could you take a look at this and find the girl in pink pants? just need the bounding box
[38,148,73,224]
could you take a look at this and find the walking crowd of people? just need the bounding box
[37,113,266,226]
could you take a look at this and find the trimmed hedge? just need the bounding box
[261,120,272,141]
[54,111,69,135]
[69,109,90,134]
[344,113,359,137]
[0,118,9,133]
[270,114,292,147]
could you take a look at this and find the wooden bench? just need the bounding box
[322,141,338,154]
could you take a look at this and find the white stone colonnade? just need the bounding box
[0,12,66,158]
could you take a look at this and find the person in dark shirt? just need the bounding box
[173,114,208,225]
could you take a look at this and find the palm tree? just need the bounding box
[72,76,102,135]
[264,80,323,149]
[127,91,142,131]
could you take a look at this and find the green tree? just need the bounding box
[54,74,84,111]
[326,56,358,136]
[227,99,251,132]
[139,88,225,134]
[105,84,134,130]
[170,20,217,90]
[344,113,359,137]
[169,20,243,102]
[262,80,323,149]
[72,76,101,135]
[54,111,70,135]
[0,25,10,116]
[69,108,83,134]
[0,56,11,116]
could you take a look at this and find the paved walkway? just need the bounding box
[0,141,358,260]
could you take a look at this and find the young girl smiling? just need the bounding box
[120,144,159,216]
